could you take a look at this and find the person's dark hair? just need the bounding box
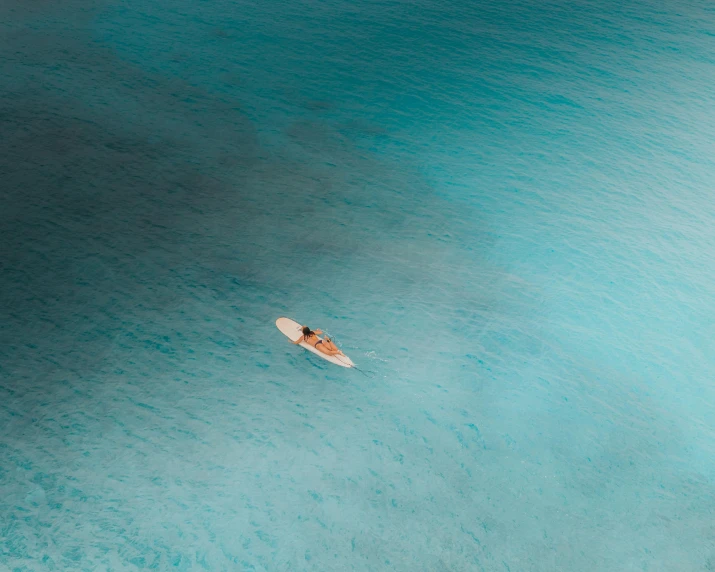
[302,326,313,337]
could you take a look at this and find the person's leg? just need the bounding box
[326,338,345,355]
[316,343,342,356]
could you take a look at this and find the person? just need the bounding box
[292,326,345,356]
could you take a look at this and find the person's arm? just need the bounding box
[292,335,304,345]
[313,329,323,335]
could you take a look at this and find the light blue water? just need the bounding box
[1,0,714,570]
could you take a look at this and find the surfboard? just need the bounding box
[276,317,355,368]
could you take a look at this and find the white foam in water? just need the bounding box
[1,0,714,570]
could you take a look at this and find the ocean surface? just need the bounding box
[1,0,714,570]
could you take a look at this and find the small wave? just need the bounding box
[364,350,389,363]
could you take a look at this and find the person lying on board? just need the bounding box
[292,326,345,357]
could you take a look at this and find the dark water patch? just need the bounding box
[304,100,333,111]
[0,7,268,392]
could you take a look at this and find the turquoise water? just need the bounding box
[2,0,714,569]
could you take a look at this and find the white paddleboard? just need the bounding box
[276,317,354,368]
